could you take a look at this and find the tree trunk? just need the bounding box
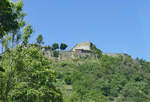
[1,42,3,53]
[12,32,15,49]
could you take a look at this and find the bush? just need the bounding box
[60,43,68,50]
[53,50,59,57]
[91,44,102,58]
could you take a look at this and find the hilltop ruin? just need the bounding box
[41,41,129,60]
[41,42,98,59]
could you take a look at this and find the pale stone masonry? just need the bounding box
[71,41,93,52]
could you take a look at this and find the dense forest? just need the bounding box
[0,0,150,102]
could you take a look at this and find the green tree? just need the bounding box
[16,33,22,45]
[0,45,63,102]
[60,43,68,50]
[22,24,33,45]
[36,34,44,45]
[11,0,26,48]
[52,43,59,50]
[0,0,19,37]
[116,82,150,102]
[91,44,102,58]
[0,0,25,52]
[1,35,11,52]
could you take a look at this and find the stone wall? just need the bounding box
[59,51,97,60]
[103,53,130,57]
[40,47,97,60]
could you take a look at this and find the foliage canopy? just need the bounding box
[0,45,63,102]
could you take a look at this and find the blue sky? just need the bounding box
[22,0,149,61]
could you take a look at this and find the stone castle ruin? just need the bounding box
[41,41,129,60]
[41,41,97,60]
